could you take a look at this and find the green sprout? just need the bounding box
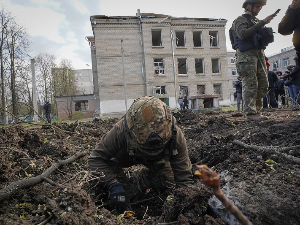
[20,213,26,220]
[265,159,277,172]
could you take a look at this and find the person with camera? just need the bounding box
[231,0,278,120]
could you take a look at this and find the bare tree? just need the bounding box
[52,59,78,119]
[35,53,56,102]
[5,12,30,117]
[0,6,11,125]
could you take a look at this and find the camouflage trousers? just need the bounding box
[235,49,268,115]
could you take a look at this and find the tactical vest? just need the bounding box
[124,115,178,164]
[231,15,274,52]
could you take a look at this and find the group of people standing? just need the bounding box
[178,95,189,110]
[232,0,300,119]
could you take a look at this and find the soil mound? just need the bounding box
[0,110,299,224]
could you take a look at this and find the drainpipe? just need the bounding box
[137,9,147,96]
[170,31,178,109]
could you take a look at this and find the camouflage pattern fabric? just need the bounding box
[242,0,267,8]
[236,49,268,115]
[126,96,172,146]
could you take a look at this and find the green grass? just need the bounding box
[222,105,238,111]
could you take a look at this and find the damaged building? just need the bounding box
[89,9,230,117]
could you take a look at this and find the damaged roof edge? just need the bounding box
[90,14,227,22]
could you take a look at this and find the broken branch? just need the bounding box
[233,140,300,165]
[0,151,88,202]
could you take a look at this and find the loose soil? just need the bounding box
[0,109,299,225]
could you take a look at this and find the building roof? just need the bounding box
[90,13,227,22]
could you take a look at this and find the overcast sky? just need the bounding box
[1,0,295,69]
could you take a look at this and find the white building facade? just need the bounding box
[90,10,232,117]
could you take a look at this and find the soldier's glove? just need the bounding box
[108,182,128,214]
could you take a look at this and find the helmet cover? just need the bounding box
[243,0,267,9]
[125,96,173,148]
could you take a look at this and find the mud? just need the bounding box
[0,109,299,225]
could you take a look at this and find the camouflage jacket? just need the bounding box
[88,118,194,188]
[233,14,265,40]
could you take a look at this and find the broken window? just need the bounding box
[283,58,289,68]
[155,86,166,95]
[197,85,205,95]
[193,31,202,47]
[195,58,204,74]
[179,86,189,96]
[231,69,237,76]
[209,31,218,47]
[154,58,165,75]
[212,58,220,73]
[176,31,185,47]
[178,58,187,74]
[213,83,222,99]
[152,30,162,46]
[75,100,88,111]
[230,57,236,64]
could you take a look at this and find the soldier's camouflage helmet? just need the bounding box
[243,0,267,8]
[125,96,173,150]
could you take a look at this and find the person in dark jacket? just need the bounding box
[43,101,51,124]
[183,94,189,109]
[263,62,278,108]
[234,76,243,111]
[88,96,194,214]
[283,58,300,106]
[283,65,297,106]
[278,0,300,63]
[274,71,286,106]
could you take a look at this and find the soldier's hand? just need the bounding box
[108,182,129,214]
[291,0,300,9]
[263,13,277,24]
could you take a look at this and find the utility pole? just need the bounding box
[31,59,38,122]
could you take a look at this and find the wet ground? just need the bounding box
[0,109,299,225]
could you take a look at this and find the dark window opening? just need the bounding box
[152,30,162,46]
[213,83,222,99]
[179,86,189,96]
[212,58,220,73]
[176,31,185,47]
[193,31,202,47]
[156,86,166,94]
[209,31,218,47]
[178,58,187,74]
[197,85,205,95]
[195,58,204,74]
[75,100,88,111]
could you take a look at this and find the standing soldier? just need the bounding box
[231,0,277,120]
